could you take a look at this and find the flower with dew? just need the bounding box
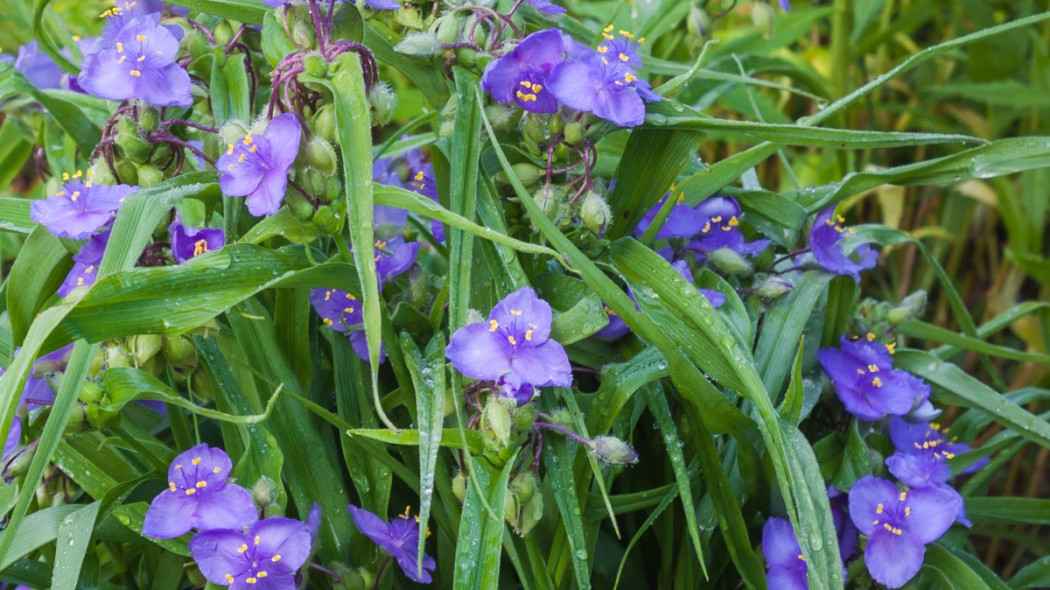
[848,475,961,588]
[30,172,136,239]
[762,517,807,590]
[373,235,421,284]
[190,516,313,590]
[482,29,566,114]
[169,220,225,264]
[373,148,443,241]
[682,196,770,260]
[827,486,858,561]
[142,443,258,539]
[817,335,929,421]
[218,113,302,217]
[14,40,65,90]
[58,230,110,297]
[77,13,191,107]
[348,505,436,584]
[309,287,380,363]
[445,287,571,405]
[809,207,878,281]
[596,28,644,70]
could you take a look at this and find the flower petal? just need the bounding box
[142,489,196,539]
[848,475,898,536]
[445,323,513,381]
[192,484,259,532]
[490,287,553,343]
[189,529,252,583]
[762,517,802,568]
[250,516,313,570]
[508,339,572,387]
[864,529,924,589]
[902,485,960,544]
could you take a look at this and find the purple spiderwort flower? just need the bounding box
[2,417,20,459]
[887,417,987,477]
[596,30,642,70]
[848,475,960,588]
[525,0,566,15]
[779,0,791,10]
[445,287,572,405]
[58,230,110,297]
[634,192,708,240]
[309,288,387,364]
[373,150,443,242]
[169,221,225,264]
[14,41,64,90]
[482,29,565,114]
[373,236,420,284]
[827,486,858,561]
[809,207,877,281]
[762,517,807,590]
[30,174,136,239]
[817,335,929,421]
[142,443,258,539]
[78,14,191,107]
[15,344,75,409]
[683,196,770,259]
[219,114,302,217]
[190,516,313,590]
[547,51,658,127]
[348,505,436,584]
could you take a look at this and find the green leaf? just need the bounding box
[452,458,515,590]
[346,428,483,453]
[51,501,101,590]
[0,63,100,156]
[965,497,1050,525]
[167,0,267,24]
[0,197,34,234]
[209,53,251,125]
[6,226,70,345]
[779,337,805,424]
[0,505,81,570]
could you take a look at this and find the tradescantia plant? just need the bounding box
[1,0,1049,588]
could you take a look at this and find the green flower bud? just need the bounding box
[163,335,197,370]
[590,435,639,465]
[451,472,468,503]
[313,104,337,144]
[395,6,423,28]
[87,160,117,186]
[79,380,102,405]
[484,104,515,131]
[287,191,315,221]
[116,126,151,164]
[755,276,794,299]
[339,567,374,590]
[183,29,209,59]
[510,472,537,504]
[563,122,584,145]
[368,82,397,126]
[130,334,164,366]
[438,120,454,138]
[138,105,160,133]
[534,185,566,226]
[548,114,565,136]
[708,247,753,275]
[496,162,544,187]
[306,137,338,177]
[434,15,461,45]
[523,115,548,144]
[135,164,165,188]
[105,343,133,369]
[455,47,477,67]
[517,490,543,536]
[503,492,520,527]
[546,408,572,428]
[302,52,327,77]
[482,397,512,449]
[687,5,710,38]
[2,440,37,481]
[751,1,775,39]
[313,205,344,235]
[113,160,138,185]
[65,403,88,434]
[887,290,927,325]
[324,176,343,203]
[465,308,485,325]
[291,21,316,49]
[395,32,441,57]
[252,476,277,509]
[579,191,611,237]
[219,120,250,145]
[213,21,234,47]
[512,401,536,434]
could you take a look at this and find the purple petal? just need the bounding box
[261,114,302,170]
[525,0,566,14]
[507,339,572,387]
[189,529,253,582]
[169,443,232,486]
[864,529,924,589]
[142,490,196,538]
[249,516,313,570]
[902,486,960,544]
[766,566,807,590]
[348,330,386,364]
[546,59,599,113]
[489,287,553,344]
[847,475,897,536]
[348,505,394,544]
[886,451,951,487]
[445,323,513,381]
[762,517,802,568]
[192,484,259,532]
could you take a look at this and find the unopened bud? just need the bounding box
[252,476,277,509]
[887,290,927,325]
[65,403,88,433]
[306,137,338,177]
[483,397,512,449]
[503,492,519,526]
[128,334,163,366]
[395,32,441,57]
[591,435,639,465]
[484,104,515,131]
[163,335,197,370]
[455,47,477,67]
[2,440,38,481]
[105,343,133,369]
[534,185,566,225]
[548,114,565,136]
[368,82,397,126]
[313,205,344,235]
[563,122,583,145]
[709,247,753,275]
[183,29,209,59]
[116,126,151,164]
[512,402,536,434]
[496,163,544,187]
[451,472,468,502]
[579,192,612,236]
[219,120,250,145]
[138,105,160,133]
[113,160,138,185]
[302,52,327,77]
[87,160,117,186]
[687,5,710,38]
[213,21,234,47]
[313,104,337,144]
[755,276,794,299]
[751,1,775,38]
[510,472,537,504]
[291,21,316,49]
[79,380,102,405]
[523,115,547,144]
[434,15,460,45]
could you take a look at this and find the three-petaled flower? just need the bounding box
[348,505,436,584]
[445,287,571,405]
[809,207,878,281]
[58,230,110,297]
[78,13,192,107]
[169,221,226,264]
[30,172,135,239]
[817,335,929,421]
[142,443,258,539]
[218,113,302,217]
[482,29,566,114]
[762,517,808,590]
[190,516,313,590]
[848,475,960,588]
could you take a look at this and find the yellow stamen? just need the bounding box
[489,320,499,332]
[193,239,209,257]
[227,144,234,155]
[868,364,879,373]
[257,572,267,579]
[169,482,176,492]
[76,277,84,286]
[619,29,634,38]
[899,491,907,501]
[116,42,123,53]
[196,480,207,488]
[876,503,883,514]
[246,578,257,584]
[254,535,260,545]
[130,70,141,77]
[70,191,81,201]
[185,488,196,495]
[238,544,248,553]
[271,555,282,562]
[136,35,147,41]
[225,574,235,583]
[886,342,897,354]
[866,332,876,341]
[191,457,201,465]
[525,329,533,341]
[619,53,629,62]
[507,336,517,345]
[597,45,608,53]
[905,507,911,516]
[511,310,522,316]
[603,24,614,32]
[872,377,883,387]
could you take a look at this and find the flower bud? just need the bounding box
[510,472,537,504]
[434,15,460,45]
[105,342,133,369]
[579,192,611,237]
[213,21,234,47]
[496,163,544,187]
[708,247,753,275]
[523,115,548,144]
[163,335,197,371]
[563,122,584,145]
[130,334,164,366]
[368,82,397,126]
[138,105,160,133]
[312,104,337,145]
[687,5,710,38]
[755,276,794,299]
[302,52,327,77]
[534,185,566,226]
[503,491,519,526]
[395,32,441,57]
[751,1,775,38]
[313,205,344,235]
[305,137,338,177]
[517,490,543,536]
[135,164,165,188]
[512,401,536,434]
[484,104,516,131]
[252,476,277,509]
[219,120,250,145]
[113,160,138,185]
[590,435,639,465]
[87,160,117,186]
[182,29,209,59]
[454,47,477,67]
[286,191,316,221]
[291,20,316,50]
[887,290,927,325]
[548,114,565,136]
[65,403,88,433]
[115,122,151,164]
[482,397,512,449]
[451,471,468,502]
[79,380,103,405]
[2,440,38,482]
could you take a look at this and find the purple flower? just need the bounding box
[817,336,929,421]
[142,443,258,539]
[30,176,136,239]
[595,261,723,340]
[169,221,225,264]
[887,417,986,477]
[848,476,960,588]
[348,505,436,584]
[526,0,566,14]
[190,516,312,590]
[58,230,110,297]
[809,207,877,281]
[219,114,301,217]
[827,486,858,561]
[78,14,191,107]
[3,417,21,459]
[373,149,443,241]
[762,517,807,590]
[482,29,566,114]
[310,288,386,364]
[374,236,420,284]
[683,196,770,259]
[634,192,708,240]
[445,287,571,404]
[14,41,64,90]
[779,0,791,10]
[547,48,659,127]
[596,31,642,70]
[14,344,75,410]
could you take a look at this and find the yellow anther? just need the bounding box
[243,132,253,145]
[118,55,127,63]
[857,368,866,375]
[254,535,261,545]
[346,293,357,300]
[70,191,81,201]
[238,154,246,163]
[415,170,425,181]
[257,572,267,579]
[624,72,637,83]
[137,55,146,62]
[619,53,629,62]
[196,480,207,488]
[192,457,202,465]
[511,310,522,316]
[701,222,711,233]
[602,33,615,40]
[489,320,499,332]
[905,507,911,516]
[225,574,235,583]
[271,555,282,562]
[638,37,646,43]
[130,70,141,77]
[711,216,722,223]
[619,30,634,38]
[930,422,940,430]
[116,42,123,53]
[227,144,234,155]
[797,554,805,562]
[836,214,846,223]
[868,364,879,372]
[876,503,883,514]
[185,488,196,495]
[238,544,248,553]
[531,83,543,92]
[136,35,147,41]
[246,578,257,584]
[604,24,614,32]
[728,216,739,226]
[899,491,907,501]
[169,482,176,492]
[866,332,876,341]
[76,277,84,286]
[597,45,608,53]
[56,191,66,197]
[603,306,617,317]
[886,342,897,354]
[520,80,532,88]
[508,336,518,345]
[872,377,883,388]
[193,239,209,257]
[525,329,533,341]
[74,170,83,178]
[174,464,182,469]
[323,318,334,326]
[249,144,258,152]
